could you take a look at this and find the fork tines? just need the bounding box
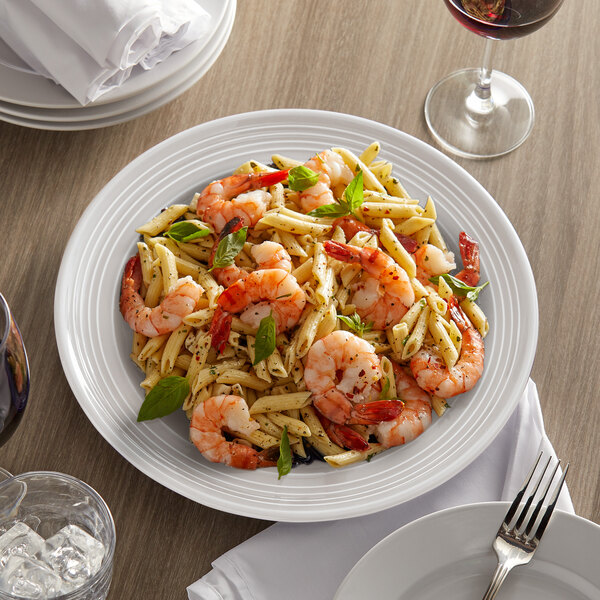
[500,451,569,546]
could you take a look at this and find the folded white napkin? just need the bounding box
[0,0,211,105]
[187,380,573,600]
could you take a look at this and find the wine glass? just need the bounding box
[424,0,565,159]
[0,293,30,447]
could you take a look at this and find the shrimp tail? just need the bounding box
[323,240,364,263]
[455,231,480,286]
[448,296,471,333]
[219,216,244,237]
[317,412,369,451]
[122,254,141,284]
[209,306,232,354]
[120,254,142,316]
[348,400,404,425]
[331,216,377,241]
[257,445,280,468]
[252,169,290,188]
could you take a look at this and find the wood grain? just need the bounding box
[0,1,598,597]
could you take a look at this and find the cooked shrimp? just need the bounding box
[324,241,415,329]
[190,395,277,469]
[120,254,202,337]
[299,150,354,212]
[209,219,293,287]
[250,240,292,272]
[196,169,289,233]
[455,231,480,286]
[410,297,484,398]
[375,364,432,448]
[209,269,306,353]
[414,244,456,286]
[304,330,402,425]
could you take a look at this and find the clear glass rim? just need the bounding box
[0,293,10,354]
[0,471,116,600]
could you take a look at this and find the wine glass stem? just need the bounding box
[466,38,496,120]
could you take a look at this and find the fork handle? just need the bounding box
[481,562,511,600]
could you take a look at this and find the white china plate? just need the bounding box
[335,502,600,599]
[54,109,538,522]
[0,3,235,131]
[0,0,231,109]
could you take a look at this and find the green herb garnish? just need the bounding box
[137,376,189,421]
[253,313,276,365]
[287,165,320,192]
[429,273,489,302]
[337,311,373,338]
[165,221,211,243]
[306,203,351,218]
[277,426,292,479]
[209,226,247,270]
[307,170,365,218]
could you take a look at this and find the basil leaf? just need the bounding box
[344,170,364,214]
[337,312,373,338]
[429,273,489,302]
[307,203,351,218]
[182,229,211,242]
[137,376,189,422]
[165,221,210,242]
[277,426,292,479]
[210,226,247,270]
[288,165,320,192]
[253,313,276,365]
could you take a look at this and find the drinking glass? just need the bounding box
[0,470,116,600]
[0,294,30,447]
[424,0,565,159]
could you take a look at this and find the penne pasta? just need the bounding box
[324,444,385,467]
[160,324,190,376]
[154,243,179,294]
[249,391,312,414]
[380,218,417,278]
[136,204,189,236]
[402,305,430,360]
[122,142,490,473]
[359,141,381,166]
[460,298,489,338]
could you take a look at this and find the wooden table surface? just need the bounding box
[1,1,598,598]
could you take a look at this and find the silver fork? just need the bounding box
[481,452,569,600]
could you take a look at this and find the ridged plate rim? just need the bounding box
[54,109,538,522]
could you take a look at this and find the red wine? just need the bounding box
[444,0,564,40]
[0,298,29,447]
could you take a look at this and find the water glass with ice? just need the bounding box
[0,471,115,599]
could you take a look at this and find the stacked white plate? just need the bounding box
[0,0,236,130]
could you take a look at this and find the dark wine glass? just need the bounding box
[0,293,30,446]
[424,0,565,159]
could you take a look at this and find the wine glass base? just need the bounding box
[424,68,535,159]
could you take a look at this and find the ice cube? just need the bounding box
[0,554,65,598]
[38,524,105,588]
[0,522,45,568]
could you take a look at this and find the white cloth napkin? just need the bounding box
[0,0,211,105]
[187,380,573,600]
